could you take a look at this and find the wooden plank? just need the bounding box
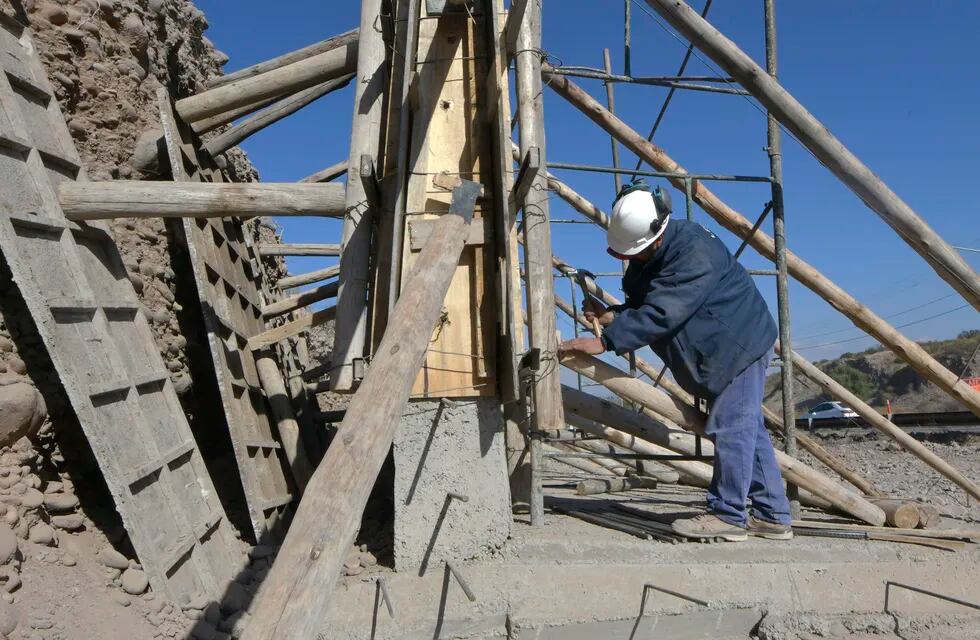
[257,243,341,257]
[207,29,358,89]
[277,265,340,290]
[60,181,346,220]
[242,181,478,640]
[176,41,358,123]
[248,307,336,351]
[645,0,980,311]
[407,215,491,251]
[204,74,354,156]
[401,8,498,398]
[543,69,980,419]
[559,352,886,526]
[331,0,389,392]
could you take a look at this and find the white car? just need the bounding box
[804,401,858,421]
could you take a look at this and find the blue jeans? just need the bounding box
[703,350,791,527]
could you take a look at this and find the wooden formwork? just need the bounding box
[157,92,298,543]
[0,15,243,602]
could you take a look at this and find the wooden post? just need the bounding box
[332,0,388,392]
[560,352,886,525]
[644,0,980,311]
[206,29,358,89]
[786,348,980,501]
[257,243,341,257]
[204,74,354,156]
[277,265,340,290]
[60,182,346,220]
[176,42,358,124]
[515,0,563,525]
[241,181,477,640]
[299,161,349,184]
[254,348,314,491]
[542,70,980,418]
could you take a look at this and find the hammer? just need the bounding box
[573,269,603,337]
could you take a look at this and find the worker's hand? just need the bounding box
[559,336,606,356]
[583,298,615,327]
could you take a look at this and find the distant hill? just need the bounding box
[765,330,980,416]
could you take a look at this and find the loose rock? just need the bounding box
[51,514,85,531]
[0,528,16,565]
[27,523,56,546]
[98,547,130,570]
[120,567,148,595]
[42,493,79,512]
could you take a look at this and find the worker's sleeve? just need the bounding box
[601,247,721,355]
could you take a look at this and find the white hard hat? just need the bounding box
[607,188,670,256]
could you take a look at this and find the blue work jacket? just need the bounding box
[602,219,777,400]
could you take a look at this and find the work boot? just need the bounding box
[671,513,747,542]
[747,516,793,540]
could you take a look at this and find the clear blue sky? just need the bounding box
[198,0,978,365]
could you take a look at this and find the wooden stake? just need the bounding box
[206,29,358,90]
[644,0,980,311]
[261,282,338,320]
[332,0,388,392]
[241,181,477,640]
[204,74,354,156]
[60,182,345,220]
[277,265,340,291]
[176,41,357,124]
[560,352,886,525]
[542,70,980,419]
[254,348,314,492]
[787,348,980,501]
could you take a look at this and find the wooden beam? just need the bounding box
[60,182,346,221]
[299,161,348,184]
[511,145,540,210]
[242,181,477,640]
[644,0,980,311]
[277,265,340,291]
[577,476,657,496]
[786,347,980,501]
[332,0,388,392]
[248,307,336,352]
[254,349,314,491]
[204,74,354,156]
[207,29,358,90]
[515,0,564,465]
[543,69,980,419]
[176,40,358,124]
[503,0,529,58]
[262,282,338,320]
[257,243,341,257]
[559,352,886,526]
[407,215,491,251]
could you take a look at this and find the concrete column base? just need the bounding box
[393,398,512,572]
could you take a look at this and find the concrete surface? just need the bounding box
[324,486,980,639]
[393,398,512,571]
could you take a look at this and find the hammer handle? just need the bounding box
[590,317,603,337]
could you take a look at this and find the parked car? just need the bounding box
[804,401,859,421]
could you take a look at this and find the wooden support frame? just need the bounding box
[542,69,980,418]
[503,0,529,58]
[59,182,346,220]
[243,181,479,640]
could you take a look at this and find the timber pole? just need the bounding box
[257,243,341,257]
[262,282,338,320]
[643,0,980,311]
[241,181,477,640]
[541,70,980,418]
[176,40,358,124]
[515,0,564,525]
[59,182,346,220]
[560,352,886,525]
[254,349,314,491]
[331,0,387,392]
[204,74,354,157]
[785,347,980,501]
[277,265,340,291]
[300,160,349,184]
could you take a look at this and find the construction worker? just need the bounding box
[559,181,792,542]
